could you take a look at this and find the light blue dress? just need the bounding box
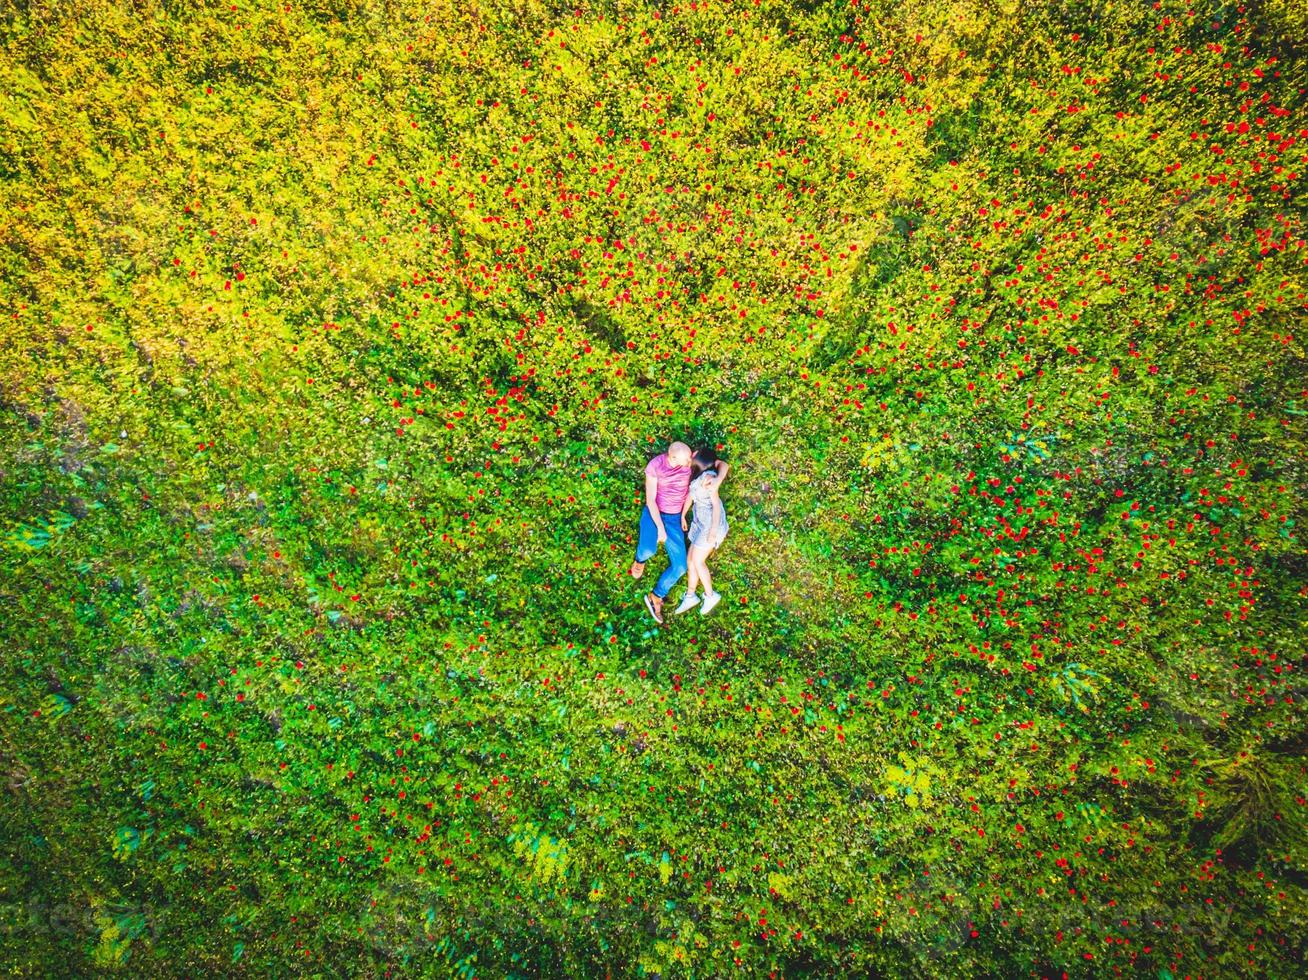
[687,469,728,550]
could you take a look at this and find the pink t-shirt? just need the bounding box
[645,453,692,513]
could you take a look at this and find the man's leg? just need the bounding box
[631,505,659,578]
[653,513,688,599]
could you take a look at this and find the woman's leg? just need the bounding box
[695,547,714,597]
[684,544,702,595]
[671,542,706,614]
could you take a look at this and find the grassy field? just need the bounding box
[1,0,1305,975]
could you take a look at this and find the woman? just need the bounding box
[673,448,729,616]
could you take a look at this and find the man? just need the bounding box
[630,441,729,623]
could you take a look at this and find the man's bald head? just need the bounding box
[667,441,692,466]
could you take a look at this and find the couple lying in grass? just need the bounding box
[628,441,730,624]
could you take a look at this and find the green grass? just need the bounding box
[0,0,1305,975]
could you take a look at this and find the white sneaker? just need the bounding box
[673,592,700,615]
[700,591,722,616]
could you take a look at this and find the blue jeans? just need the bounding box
[635,505,687,599]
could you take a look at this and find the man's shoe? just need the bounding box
[644,593,664,624]
[699,591,722,616]
[629,560,646,579]
[673,592,700,615]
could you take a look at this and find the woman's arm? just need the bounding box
[681,492,693,531]
[710,459,730,488]
[709,485,722,532]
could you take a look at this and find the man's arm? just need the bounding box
[709,459,730,488]
[645,472,666,539]
[681,492,694,530]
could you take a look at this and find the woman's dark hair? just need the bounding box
[690,447,718,482]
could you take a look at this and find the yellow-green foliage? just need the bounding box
[884,751,940,809]
[510,823,571,885]
[0,0,1304,976]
